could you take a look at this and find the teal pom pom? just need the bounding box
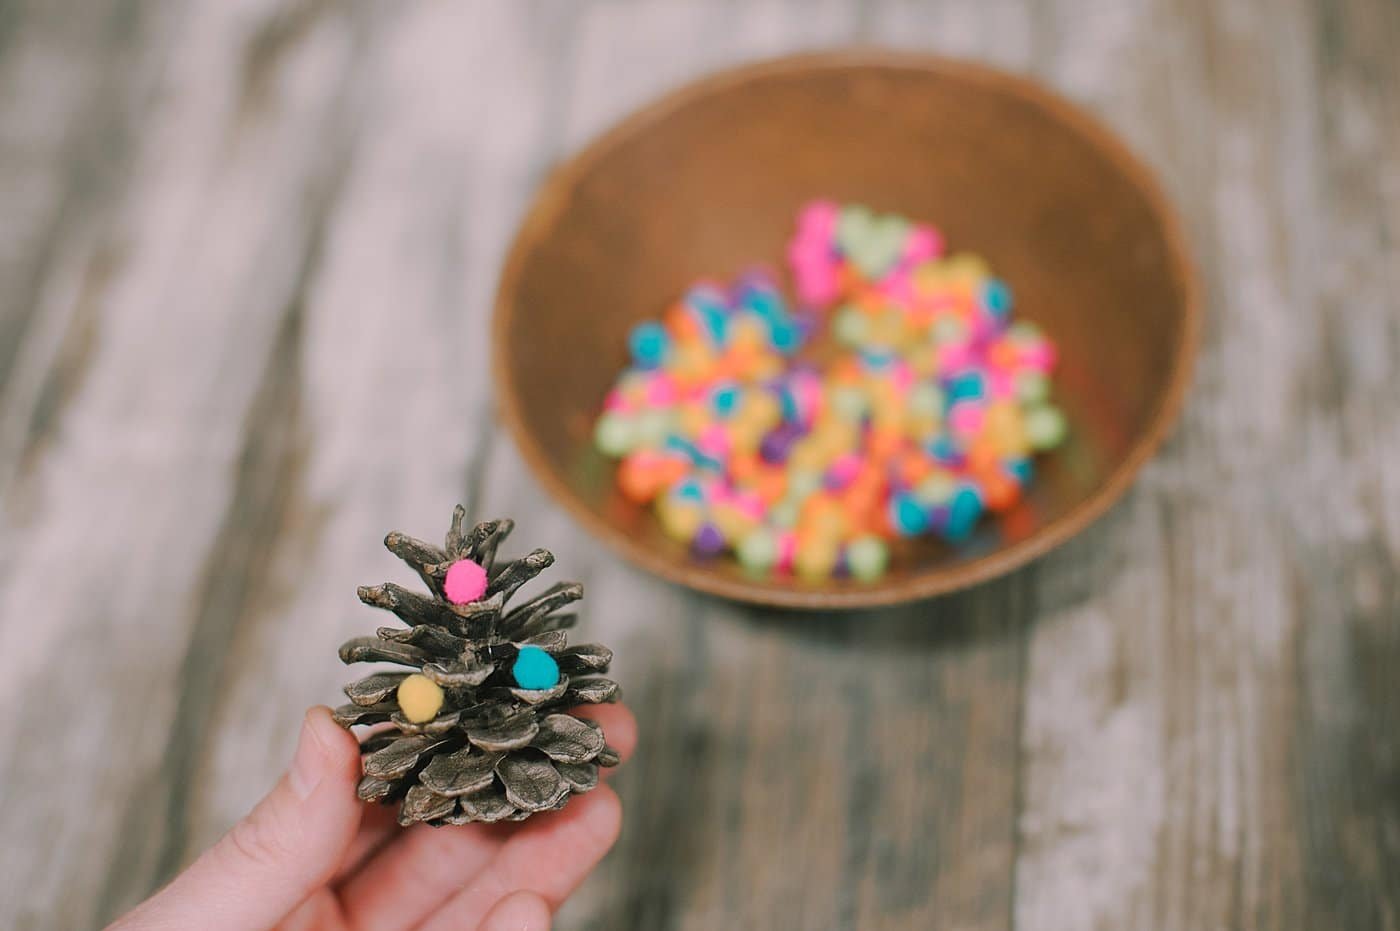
[512,645,561,690]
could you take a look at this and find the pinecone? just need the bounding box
[332,506,620,826]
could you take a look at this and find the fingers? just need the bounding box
[335,817,505,931]
[571,702,637,768]
[109,708,363,931]
[479,891,552,931]
[336,703,634,931]
[416,785,622,931]
[331,802,401,883]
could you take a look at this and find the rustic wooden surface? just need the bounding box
[0,1,1396,929]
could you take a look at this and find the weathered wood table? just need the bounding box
[1,1,1396,928]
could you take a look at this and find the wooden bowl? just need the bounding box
[493,51,1199,609]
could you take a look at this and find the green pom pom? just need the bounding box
[908,382,945,419]
[593,413,635,457]
[915,472,956,505]
[787,469,822,501]
[1024,404,1067,451]
[1015,371,1050,405]
[634,410,674,448]
[829,386,868,422]
[846,536,889,582]
[737,530,779,574]
[833,307,869,347]
[770,500,801,529]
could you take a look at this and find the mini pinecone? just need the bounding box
[333,506,620,826]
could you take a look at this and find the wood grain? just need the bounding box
[0,1,1395,929]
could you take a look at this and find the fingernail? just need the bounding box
[289,708,331,800]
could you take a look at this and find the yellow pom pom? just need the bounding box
[913,262,952,295]
[672,342,715,380]
[739,391,782,430]
[396,673,445,723]
[712,504,756,541]
[942,251,991,284]
[788,439,829,471]
[657,498,704,542]
[729,315,769,352]
[985,402,1029,456]
[793,537,839,581]
[678,403,711,435]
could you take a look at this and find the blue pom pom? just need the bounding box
[665,435,720,471]
[672,478,706,503]
[512,645,561,690]
[890,492,930,536]
[746,288,786,321]
[768,318,802,354]
[628,322,671,369]
[926,435,963,465]
[684,287,729,346]
[982,279,1013,318]
[942,485,984,542]
[1005,458,1033,485]
[946,371,986,403]
[711,384,741,417]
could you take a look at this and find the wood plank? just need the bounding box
[478,3,1032,928]
[1289,0,1400,926]
[181,0,574,865]
[1012,0,1400,929]
[0,0,161,500]
[0,1,368,926]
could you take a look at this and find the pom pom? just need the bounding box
[397,673,445,724]
[444,558,488,604]
[512,646,561,690]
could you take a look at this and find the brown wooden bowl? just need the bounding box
[493,51,1199,609]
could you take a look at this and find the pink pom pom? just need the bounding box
[796,200,840,241]
[903,225,944,264]
[875,274,915,304]
[889,360,915,396]
[644,373,679,406]
[787,238,832,269]
[733,490,766,520]
[826,454,863,489]
[444,559,488,604]
[697,423,731,460]
[776,531,797,572]
[1020,342,1058,373]
[948,402,986,438]
[937,341,973,372]
[795,264,839,308]
[988,371,1016,399]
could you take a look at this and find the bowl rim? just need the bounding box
[492,48,1202,610]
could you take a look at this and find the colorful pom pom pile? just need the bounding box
[592,201,1066,582]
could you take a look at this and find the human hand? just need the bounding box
[110,703,636,931]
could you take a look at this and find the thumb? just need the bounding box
[111,707,364,931]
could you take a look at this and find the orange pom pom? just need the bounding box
[728,451,760,486]
[665,303,701,340]
[979,467,1021,513]
[966,434,1001,474]
[867,427,903,461]
[753,466,788,504]
[617,455,663,504]
[987,339,1019,371]
[895,451,933,486]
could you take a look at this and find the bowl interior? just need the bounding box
[495,54,1195,608]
